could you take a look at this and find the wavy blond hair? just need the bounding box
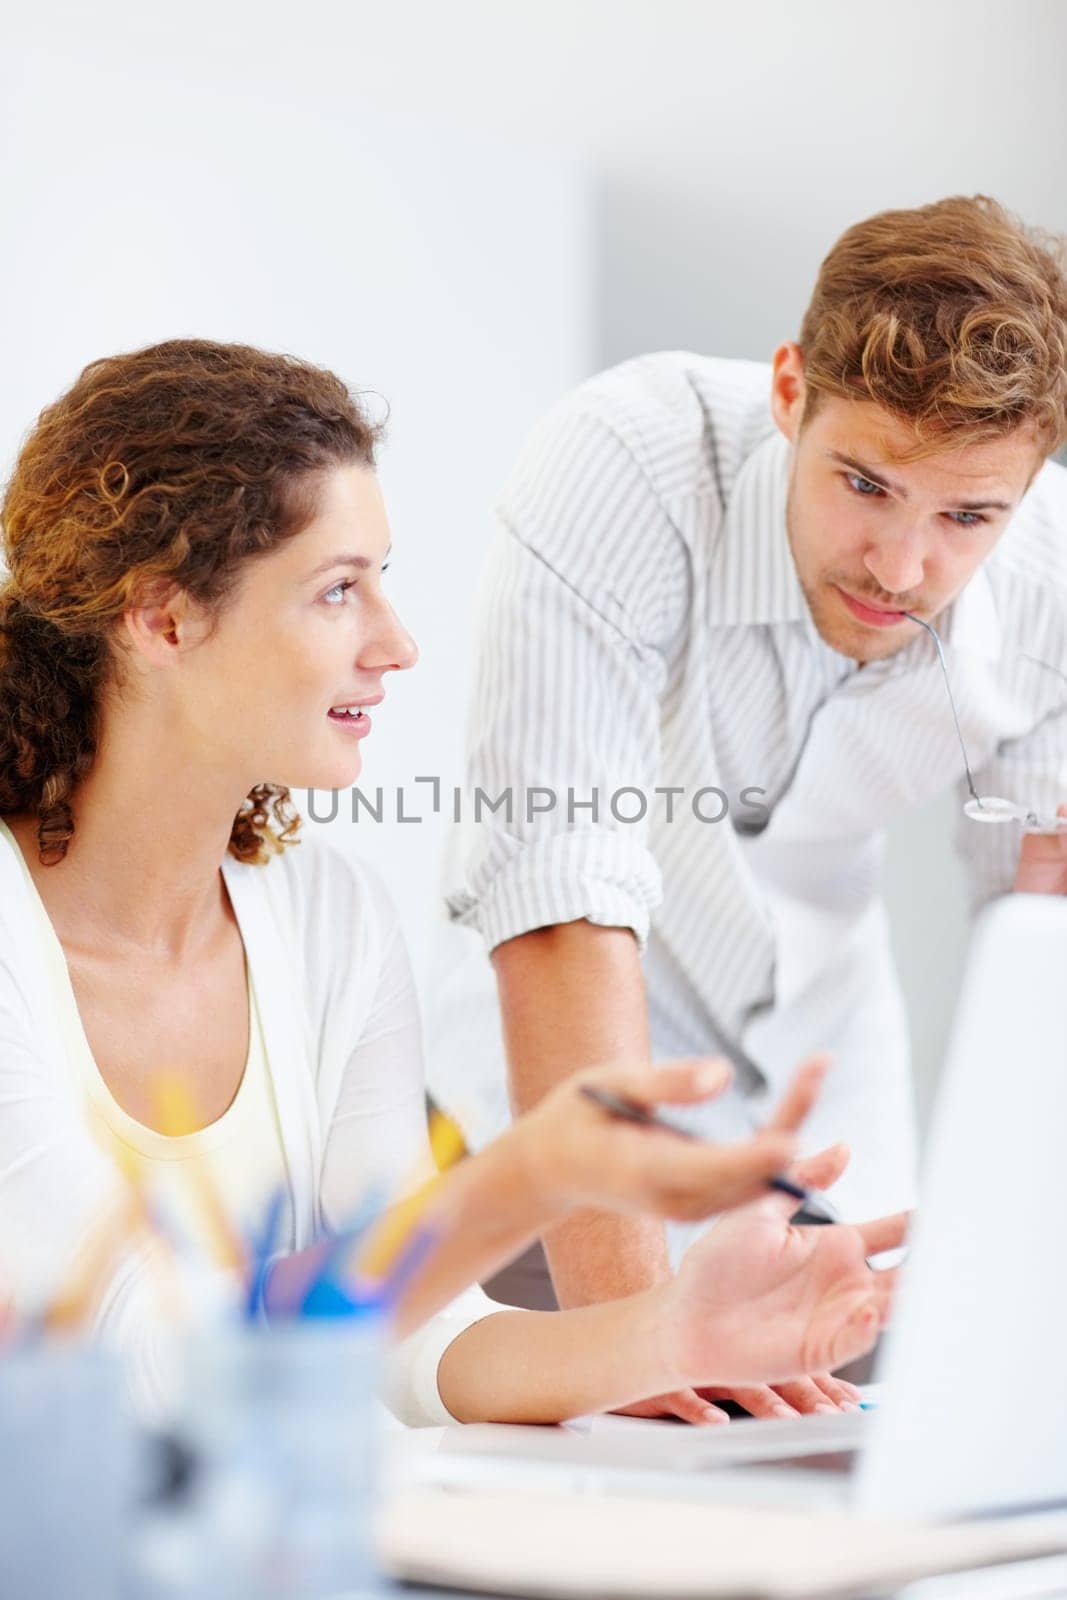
[798,195,1067,459]
[0,339,382,865]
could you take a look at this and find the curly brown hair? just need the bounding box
[798,195,1067,459]
[0,338,382,865]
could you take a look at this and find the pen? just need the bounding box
[578,1084,839,1224]
[244,1185,287,1322]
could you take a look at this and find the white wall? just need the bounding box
[2,28,594,992]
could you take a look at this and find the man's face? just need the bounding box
[771,344,1041,663]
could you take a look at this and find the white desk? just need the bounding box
[378,1415,1067,1600]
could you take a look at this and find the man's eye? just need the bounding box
[846,472,884,498]
[323,580,356,605]
[946,510,985,528]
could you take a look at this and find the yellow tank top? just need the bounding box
[0,819,291,1251]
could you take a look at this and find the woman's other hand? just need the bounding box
[662,1143,906,1389]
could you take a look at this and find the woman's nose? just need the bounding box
[360,598,419,674]
[392,621,419,672]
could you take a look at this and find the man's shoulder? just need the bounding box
[990,455,1067,597]
[537,352,774,498]
[567,350,771,419]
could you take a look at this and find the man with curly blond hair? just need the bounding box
[432,195,1067,1424]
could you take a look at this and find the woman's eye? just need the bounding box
[323,579,356,605]
[846,472,884,498]
[946,510,985,528]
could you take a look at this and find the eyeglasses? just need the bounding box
[905,611,1067,835]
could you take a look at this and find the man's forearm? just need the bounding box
[540,1206,673,1306]
[492,920,673,1307]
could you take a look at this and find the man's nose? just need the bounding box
[863,530,926,597]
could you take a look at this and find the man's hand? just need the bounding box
[661,1144,905,1394]
[1014,804,1067,895]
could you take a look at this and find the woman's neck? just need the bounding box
[8,707,252,962]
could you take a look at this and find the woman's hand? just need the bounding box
[1014,804,1067,895]
[660,1143,907,1391]
[432,1137,906,1428]
[520,1054,828,1226]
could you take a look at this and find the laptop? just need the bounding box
[405,890,1067,1525]
[854,888,1067,1521]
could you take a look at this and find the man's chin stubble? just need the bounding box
[805,594,909,665]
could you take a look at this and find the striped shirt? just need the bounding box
[429,353,1067,1230]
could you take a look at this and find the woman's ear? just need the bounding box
[122,580,193,663]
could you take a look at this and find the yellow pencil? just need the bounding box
[42,1187,144,1332]
[355,1110,466,1283]
[152,1073,247,1272]
[110,1140,184,1321]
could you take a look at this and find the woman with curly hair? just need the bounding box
[0,339,900,1423]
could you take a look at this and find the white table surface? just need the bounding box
[373,1412,1067,1600]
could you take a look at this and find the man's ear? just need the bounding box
[770,342,807,442]
[121,581,193,665]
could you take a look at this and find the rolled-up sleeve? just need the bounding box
[447,406,688,953]
[381,1284,500,1427]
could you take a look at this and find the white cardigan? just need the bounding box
[0,823,497,1424]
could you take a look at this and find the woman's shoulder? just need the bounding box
[0,818,40,959]
[237,832,416,1089]
[226,828,404,964]
[0,820,62,1053]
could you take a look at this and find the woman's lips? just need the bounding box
[835,586,908,628]
[327,707,373,737]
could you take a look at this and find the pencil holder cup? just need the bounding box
[174,1313,385,1598]
[0,1339,134,1599]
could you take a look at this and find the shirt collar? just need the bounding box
[707,428,809,626]
[936,566,1003,661]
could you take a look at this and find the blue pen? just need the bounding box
[300,1277,378,1319]
[302,1217,443,1320]
[295,1190,384,1318]
[244,1186,287,1322]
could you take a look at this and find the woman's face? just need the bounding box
[168,462,418,792]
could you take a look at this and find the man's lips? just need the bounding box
[834,586,909,629]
